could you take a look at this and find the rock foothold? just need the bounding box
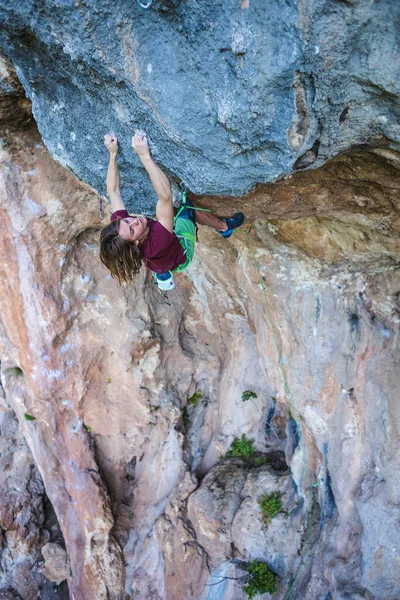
[39,543,68,585]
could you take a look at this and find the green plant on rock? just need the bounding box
[183,391,202,428]
[187,390,202,406]
[24,413,36,421]
[225,434,256,459]
[242,390,257,402]
[243,560,277,598]
[6,366,23,378]
[259,492,283,525]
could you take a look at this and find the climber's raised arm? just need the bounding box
[132,130,174,233]
[104,134,126,213]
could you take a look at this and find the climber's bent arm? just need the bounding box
[132,132,174,233]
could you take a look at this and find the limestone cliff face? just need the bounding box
[0,3,399,600]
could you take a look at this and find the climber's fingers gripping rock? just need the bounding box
[132,129,150,158]
[104,133,118,155]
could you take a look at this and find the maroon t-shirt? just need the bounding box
[110,210,185,274]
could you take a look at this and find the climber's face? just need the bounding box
[119,215,148,245]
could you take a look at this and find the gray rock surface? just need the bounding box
[0,0,399,210]
[231,466,304,579]
[39,542,68,585]
[187,459,307,583]
[0,409,69,599]
[187,460,249,565]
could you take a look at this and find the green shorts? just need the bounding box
[172,215,196,273]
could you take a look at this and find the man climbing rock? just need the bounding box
[100,131,244,290]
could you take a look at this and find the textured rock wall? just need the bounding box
[0,404,69,599]
[0,97,125,597]
[0,103,399,598]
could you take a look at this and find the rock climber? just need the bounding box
[99,131,244,290]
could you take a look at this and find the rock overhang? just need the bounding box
[0,0,399,214]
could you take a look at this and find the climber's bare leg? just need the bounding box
[194,208,228,232]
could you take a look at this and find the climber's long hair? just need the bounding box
[100,219,143,285]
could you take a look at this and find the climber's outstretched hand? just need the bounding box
[104,133,118,155]
[132,130,150,158]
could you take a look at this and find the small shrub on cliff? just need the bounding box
[187,390,202,406]
[242,390,257,402]
[183,391,202,428]
[24,413,36,421]
[259,492,283,525]
[224,434,255,459]
[243,560,277,598]
[5,366,23,378]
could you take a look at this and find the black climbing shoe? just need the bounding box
[218,213,245,238]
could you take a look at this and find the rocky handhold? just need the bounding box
[39,542,68,585]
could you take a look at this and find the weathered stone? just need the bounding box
[0,592,22,600]
[39,542,68,585]
[187,460,248,566]
[0,410,68,599]
[0,120,125,599]
[231,467,305,579]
